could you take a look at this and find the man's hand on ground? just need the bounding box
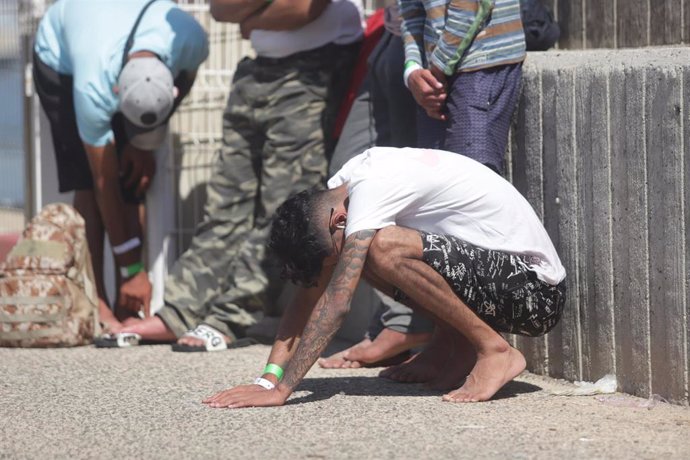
[203,384,288,409]
[120,144,156,196]
[118,271,152,318]
[408,68,447,121]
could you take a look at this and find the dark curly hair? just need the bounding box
[269,187,334,287]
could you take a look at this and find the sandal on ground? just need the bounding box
[171,324,258,352]
[94,332,141,348]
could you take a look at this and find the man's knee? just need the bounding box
[368,226,422,273]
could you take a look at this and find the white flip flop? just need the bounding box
[171,324,228,352]
[94,332,141,348]
[171,324,258,352]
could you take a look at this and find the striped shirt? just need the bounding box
[399,0,526,75]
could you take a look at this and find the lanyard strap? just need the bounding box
[120,0,159,71]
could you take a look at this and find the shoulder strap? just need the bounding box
[121,0,160,70]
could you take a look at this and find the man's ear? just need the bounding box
[334,213,347,230]
[173,86,179,98]
[113,85,119,95]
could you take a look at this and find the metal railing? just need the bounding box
[0,0,25,233]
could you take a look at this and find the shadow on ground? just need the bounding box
[288,375,542,406]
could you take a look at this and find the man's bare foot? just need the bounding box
[118,315,177,342]
[344,328,429,363]
[176,333,231,349]
[426,331,476,390]
[98,300,122,333]
[379,332,451,383]
[426,351,476,390]
[319,339,372,369]
[114,307,140,323]
[319,329,430,369]
[442,345,526,403]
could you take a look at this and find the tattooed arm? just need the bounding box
[203,268,333,408]
[279,229,376,393]
[204,229,377,409]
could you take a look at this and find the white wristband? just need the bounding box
[253,377,275,390]
[403,62,423,89]
[112,237,141,255]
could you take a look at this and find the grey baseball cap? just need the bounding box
[118,56,174,150]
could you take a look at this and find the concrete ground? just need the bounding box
[1,344,689,460]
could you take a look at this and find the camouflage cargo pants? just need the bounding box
[157,43,358,339]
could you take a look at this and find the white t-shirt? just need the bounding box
[327,147,566,285]
[250,0,364,58]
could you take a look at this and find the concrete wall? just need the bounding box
[543,0,690,49]
[508,46,690,404]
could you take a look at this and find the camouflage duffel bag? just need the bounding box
[0,203,100,347]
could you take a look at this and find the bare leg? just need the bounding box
[319,338,373,369]
[378,324,450,382]
[176,332,232,348]
[368,227,526,402]
[73,191,120,331]
[344,328,429,364]
[114,201,145,322]
[318,327,428,369]
[425,326,476,390]
[115,316,177,342]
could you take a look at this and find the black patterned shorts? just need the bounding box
[411,232,566,337]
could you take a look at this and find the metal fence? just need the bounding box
[0,0,25,233]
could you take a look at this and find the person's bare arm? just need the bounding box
[204,229,377,409]
[203,267,333,406]
[241,0,331,35]
[209,0,266,23]
[264,276,331,379]
[84,142,140,260]
[279,229,375,393]
[83,142,152,316]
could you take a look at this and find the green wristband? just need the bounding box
[263,363,284,381]
[404,60,420,70]
[120,261,144,279]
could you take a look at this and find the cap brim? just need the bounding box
[124,121,168,150]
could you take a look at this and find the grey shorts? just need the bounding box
[396,231,566,337]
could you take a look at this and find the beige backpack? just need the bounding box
[0,203,99,347]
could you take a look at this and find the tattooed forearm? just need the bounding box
[281,229,376,391]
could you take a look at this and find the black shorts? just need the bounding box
[406,231,566,337]
[33,54,193,203]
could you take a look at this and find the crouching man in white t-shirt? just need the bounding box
[203,147,567,408]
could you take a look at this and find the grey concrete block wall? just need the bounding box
[508,46,690,404]
[542,0,690,49]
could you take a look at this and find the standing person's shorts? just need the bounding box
[33,54,101,195]
[33,54,192,203]
[416,62,523,174]
[400,231,566,337]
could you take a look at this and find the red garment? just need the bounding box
[332,9,385,139]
